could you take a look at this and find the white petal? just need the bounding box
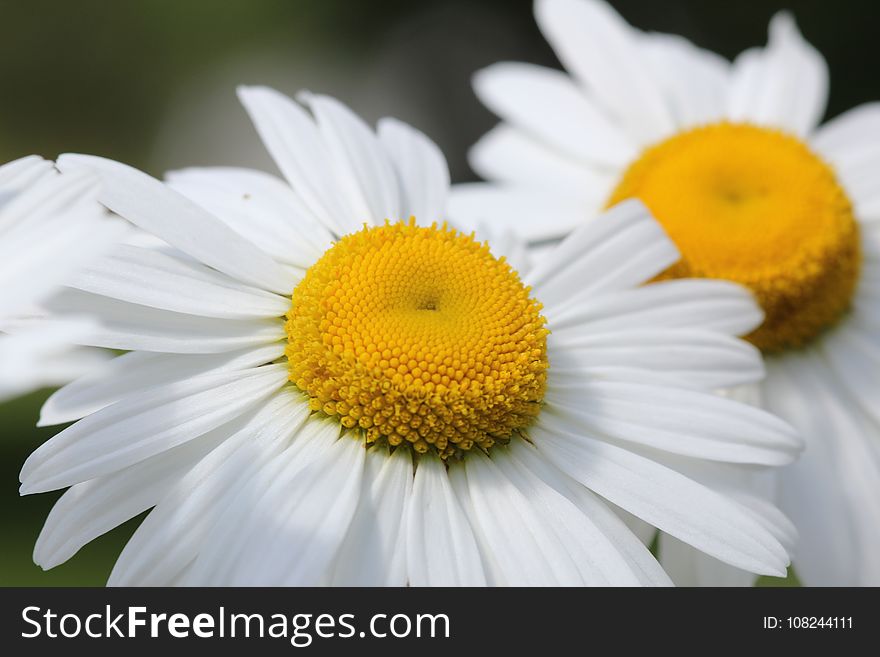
[819,319,880,428]
[328,445,412,586]
[727,12,828,135]
[377,117,450,224]
[473,62,638,166]
[649,456,797,555]
[221,436,365,586]
[300,92,401,227]
[547,278,763,337]
[237,86,354,236]
[767,351,880,585]
[659,533,755,587]
[0,319,110,402]
[0,155,54,193]
[406,456,486,586]
[166,166,332,268]
[640,32,731,128]
[468,124,610,196]
[542,377,801,465]
[33,415,239,569]
[70,244,290,320]
[456,450,585,585]
[448,182,594,242]
[810,104,880,219]
[108,389,309,586]
[535,0,676,143]
[39,288,284,353]
[56,154,294,294]
[526,200,679,310]
[812,102,880,166]
[466,448,650,585]
[20,365,288,494]
[534,426,790,575]
[0,169,123,317]
[547,328,764,389]
[181,416,346,585]
[732,492,799,556]
[508,439,672,586]
[39,344,284,426]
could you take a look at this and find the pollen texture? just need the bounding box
[285,220,549,459]
[608,122,861,352]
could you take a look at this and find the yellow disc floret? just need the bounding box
[285,219,549,459]
[608,122,861,352]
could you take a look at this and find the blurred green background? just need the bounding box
[0,0,874,586]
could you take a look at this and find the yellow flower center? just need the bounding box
[607,122,861,352]
[285,220,549,459]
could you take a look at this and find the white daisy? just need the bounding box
[0,156,120,401]
[452,0,880,585]
[21,88,800,586]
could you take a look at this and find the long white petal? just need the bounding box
[69,244,290,319]
[508,439,671,586]
[300,92,401,227]
[535,0,676,143]
[406,456,486,586]
[546,278,763,337]
[56,153,294,294]
[0,320,111,402]
[329,445,412,586]
[20,365,288,494]
[0,155,54,194]
[534,426,790,575]
[222,436,365,586]
[39,344,284,426]
[542,377,801,465]
[812,102,880,172]
[166,166,332,268]
[39,288,284,353]
[456,450,585,585]
[0,169,124,317]
[546,328,764,389]
[377,117,450,224]
[640,32,731,129]
[659,533,755,587]
[526,200,678,309]
[767,352,880,585]
[469,448,650,585]
[182,416,345,585]
[473,61,638,166]
[108,390,309,586]
[236,86,354,236]
[727,12,828,135]
[447,182,593,242]
[468,123,611,196]
[810,104,880,220]
[33,416,241,569]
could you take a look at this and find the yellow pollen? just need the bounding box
[607,122,861,352]
[285,219,549,459]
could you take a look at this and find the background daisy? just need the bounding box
[453,0,880,585]
[0,156,121,402]
[20,88,800,586]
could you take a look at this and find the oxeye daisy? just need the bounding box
[21,88,800,586]
[452,0,880,585]
[0,156,120,401]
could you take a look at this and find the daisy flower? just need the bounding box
[452,0,880,585]
[21,88,800,586]
[0,156,119,401]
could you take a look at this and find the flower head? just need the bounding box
[23,88,800,586]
